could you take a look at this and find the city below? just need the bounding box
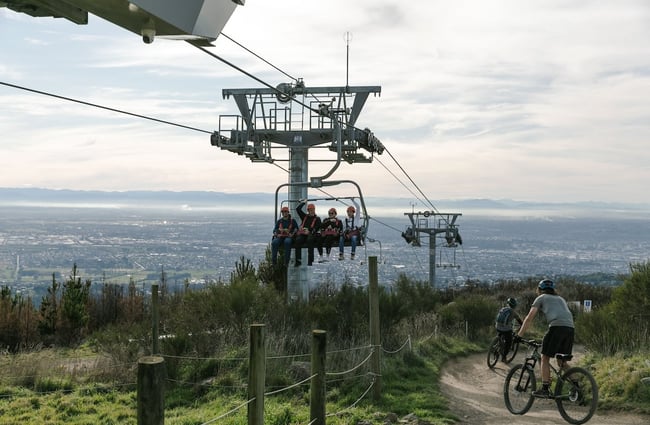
[1,189,649,302]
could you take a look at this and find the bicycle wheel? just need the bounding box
[487,336,500,368]
[504,337,519,363]
[555,367,598,425]
[504,363,536,414]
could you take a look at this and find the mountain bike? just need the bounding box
[503,338,598,424]
[487,330,519,368]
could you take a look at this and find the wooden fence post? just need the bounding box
[368,256,382,400]
[310,329,326,425]
[151,283,159,355]
[248,324,265,425]
[137,355,165,425]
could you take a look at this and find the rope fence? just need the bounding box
[0,331,419,424]
[199,398,255,425]
[0,256,434,424]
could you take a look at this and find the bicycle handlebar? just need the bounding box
[515,336,541,348]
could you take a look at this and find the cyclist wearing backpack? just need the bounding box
[516,278,575,398]
[495,297,522,362]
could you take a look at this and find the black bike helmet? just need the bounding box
[538,278,555,290]
[507,297,517,308]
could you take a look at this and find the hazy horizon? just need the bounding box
[1,187,649,220]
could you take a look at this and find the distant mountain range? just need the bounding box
[1,187,648,217]
[0,187,271,206]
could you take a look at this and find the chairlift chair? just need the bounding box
[274,180,370,249]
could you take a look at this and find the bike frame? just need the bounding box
[504,338,599,424]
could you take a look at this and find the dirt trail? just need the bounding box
[439,352,649,425]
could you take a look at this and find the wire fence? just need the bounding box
[0,333,413,425]
[181,335,412,425]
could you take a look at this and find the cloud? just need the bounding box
[0,0,649,205]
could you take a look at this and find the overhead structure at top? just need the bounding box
[1,0,244,45]
[212,81,385,173]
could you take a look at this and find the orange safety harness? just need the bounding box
[321,218,340,236]
[298,215,319,235]
[277,219,294,237]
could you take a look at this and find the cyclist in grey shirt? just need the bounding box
[517,278,575,398]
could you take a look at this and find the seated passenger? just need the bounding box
[320,208,342,260]
[294,201,322,266]
[339,201,361,260]
[271,206,298,266]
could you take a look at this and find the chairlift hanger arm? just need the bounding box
[274,180,368,227]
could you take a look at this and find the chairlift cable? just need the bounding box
[456,243,476,281]
[3,40,364,146]
[374,156,427,206]
[271,162,289,173]
[218,33,332,106]
[0,81,211,134]
[383,147,439,214]
[209,36,470,282]
[367,216,402,234]
[189,43,373,141]
[6,37,452,243]
[410,245,427,277]
[7,35,460,285]
[1,80,294,178]
[220,32,299,83]
[212,36,452,230]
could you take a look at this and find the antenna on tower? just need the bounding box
[344,31,352,91]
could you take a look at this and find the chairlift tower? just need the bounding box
[211,81,384,301]
[403,211,462,288]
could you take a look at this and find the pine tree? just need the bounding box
[59,264,91,345]
[38,273,59,342]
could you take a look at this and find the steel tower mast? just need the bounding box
[212,81,384,300]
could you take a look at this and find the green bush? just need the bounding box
[34,377,73,393]
[577,261,650,354]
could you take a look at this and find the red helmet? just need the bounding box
[307,203,316,210]
[281,206,290,213]
[347,206,356,213]
[328,208,337,215]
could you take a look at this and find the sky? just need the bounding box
[1,0,649,205]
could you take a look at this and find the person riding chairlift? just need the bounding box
[339,200,361,260]
[294,201,322,266]
[271,206,298,266]
[320,207,342,260]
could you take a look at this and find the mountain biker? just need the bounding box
[516,278,575,398]
[495,297,523,362]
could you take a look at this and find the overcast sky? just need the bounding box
[1,0,648,205]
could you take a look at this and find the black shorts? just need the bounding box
[542,326,574,358]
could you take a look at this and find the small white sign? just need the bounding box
[568,301,581,311]
[584,299,592,312]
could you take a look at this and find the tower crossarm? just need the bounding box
[212,83,383,164]
[403,211,463,244]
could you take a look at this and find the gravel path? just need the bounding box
[439,352,649,425]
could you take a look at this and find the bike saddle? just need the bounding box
[555,353,573,361]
